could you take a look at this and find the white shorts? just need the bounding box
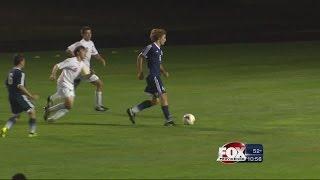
[82,74,100,83]
[57,86,75,98]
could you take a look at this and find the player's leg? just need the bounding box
[159,93,174,126]
[47,78,80,107]
[19,95,39,136]
[44,90,61,120]
[46,92,61,107]
[1,97,21,137]
[153,76,175,126]
[127,97,159,124]
[27,108,37,137]
[44,87,74,121]
[89,74,108,111]
[126,76,158,124]
[1,114,20,137]
[46,96,74,121]
[2,95,38,137]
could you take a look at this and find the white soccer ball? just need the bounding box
[183,114,196,125]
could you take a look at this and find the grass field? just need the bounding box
[1,42,320,179]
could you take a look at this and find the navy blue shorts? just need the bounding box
[9,95,34,114]
[144,75,166,98]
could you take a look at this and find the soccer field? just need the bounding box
[1,42,320,179]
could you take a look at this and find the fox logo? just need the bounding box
[217,142,246,164]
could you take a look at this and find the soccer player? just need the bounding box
[0,54,39,137]
[127,28,175,126]
[61,26,108,111]
[44,46,90,121]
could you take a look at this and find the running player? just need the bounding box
[48,26,108,111]
[1,54,39,137]
[44,46,91,121]
[127,29,175,126]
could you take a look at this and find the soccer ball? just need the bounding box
[183,114,196,125]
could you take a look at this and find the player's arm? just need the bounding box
[93,54,106,66]
[17,85,38,100]
[137,54,144,80]
[49,64,60,81]
[160,64,169,78]
[16,72,38,100]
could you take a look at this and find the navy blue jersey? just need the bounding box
[5,68,26,97]
[140,43,163,76]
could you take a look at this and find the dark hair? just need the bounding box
[150,28,167,42]
[80,26,91,34]
[12,173,27,180]
[13,54,25,66]
[73,45,86,56]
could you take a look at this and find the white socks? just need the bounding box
[131,106,140,113]
[48,103,66,112]
[47,103,69,121]
[50,92,61,102]
[95,91,103,107]
[49,109,69,120]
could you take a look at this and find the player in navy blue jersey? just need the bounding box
[127,29,175,126]
[1,54,39,137]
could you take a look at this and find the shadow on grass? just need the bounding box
[40,120,267,135]
[107,111,163,120]
[44,121,134,127]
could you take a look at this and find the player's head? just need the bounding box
[81,26,92,41]
[74,45,87,60]
[13,54,25,68]
[150,28,167,45]
[12,173,27,180]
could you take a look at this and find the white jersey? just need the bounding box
[67,39,98,68]
[57,57,85,90]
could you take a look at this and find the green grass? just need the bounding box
[1,42,320,179]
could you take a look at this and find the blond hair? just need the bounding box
[150,28,166,42]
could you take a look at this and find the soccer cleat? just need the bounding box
[43,106,49,121]
[28,132,38,137]
[164,120,176,126]
[95,106,109,112]
[0,128,8,138]
[46,95,53,107]
[126,108,136,124]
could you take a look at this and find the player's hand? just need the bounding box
[30,94,39,101]
[138,72,144,80]
[49,74,56,81]
[163,71,169,78]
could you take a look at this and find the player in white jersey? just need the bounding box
[64,26,108,112]
[44,46,91,121]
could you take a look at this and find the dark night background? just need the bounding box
[1,0,320,51]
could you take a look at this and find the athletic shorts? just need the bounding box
[9,95,34,114]
[144,75,166,98]
[57,86,75,98]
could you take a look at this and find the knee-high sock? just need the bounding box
[4,116,17,129]
[95,91,103,107]
[49,109,69,120]
[161,105,171,121]
[131,100,153,113]
[48,103,65,112]
[29,118,36,133]
[50,92,61,103]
